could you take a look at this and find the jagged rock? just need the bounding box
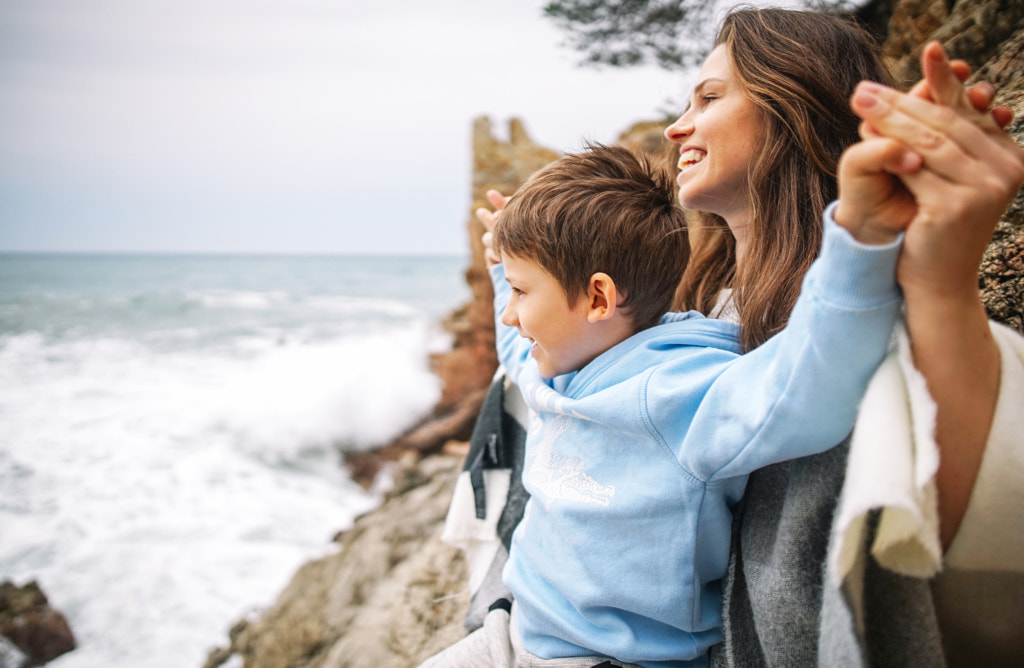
[344,387,488,488]
[972,30,1024,335]
[616,119,676,169]
[884,0,1024,88]
[0,581,75,667]
[450,117,562,404]
[388,388,488,454]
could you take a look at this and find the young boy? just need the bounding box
[422,145,902,667]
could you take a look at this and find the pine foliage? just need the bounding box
[543,0,860,70]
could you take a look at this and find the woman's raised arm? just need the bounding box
[835,42,1024,547]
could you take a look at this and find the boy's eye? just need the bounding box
[509,285,524,296]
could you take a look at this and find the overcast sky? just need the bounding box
[0,0,704,256]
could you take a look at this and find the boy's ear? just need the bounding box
[586,272,624,323]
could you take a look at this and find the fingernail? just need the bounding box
[901,150,923,173]
[853,86,879,109]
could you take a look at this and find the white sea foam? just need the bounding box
[214,328,444,460]
[0,323,442,666]
[195,289,289,310]
[0,252,467,668]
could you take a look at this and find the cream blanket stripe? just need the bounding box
[831,320,1024,583]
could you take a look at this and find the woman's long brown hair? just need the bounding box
[674,7,894,351]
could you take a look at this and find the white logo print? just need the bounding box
[527,415,615,510]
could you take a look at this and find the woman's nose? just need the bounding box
[664,113,693,142]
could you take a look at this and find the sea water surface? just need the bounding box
[0,252,469,667]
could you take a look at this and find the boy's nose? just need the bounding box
[500,304,518,328]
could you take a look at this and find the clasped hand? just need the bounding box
[835,41,1024,301]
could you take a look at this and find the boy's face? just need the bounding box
[500,254,603,379]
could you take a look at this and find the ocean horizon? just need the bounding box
[0,252,471,666]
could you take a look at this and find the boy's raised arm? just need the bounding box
[665,207,903,480]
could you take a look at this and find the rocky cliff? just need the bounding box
[203,2,1024,666]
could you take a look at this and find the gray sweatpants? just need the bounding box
[417,602,639,668]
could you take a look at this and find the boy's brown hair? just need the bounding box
[493,143,689,332]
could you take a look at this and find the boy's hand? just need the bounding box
[476,189,507,265]
[833,127,921,245]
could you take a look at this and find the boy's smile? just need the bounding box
[500,254,607,379]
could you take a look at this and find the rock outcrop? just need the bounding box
[429,117,562,414]
[205,2,1024,665]
[0,580,76,667]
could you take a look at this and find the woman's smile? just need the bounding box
[677,149,705,171]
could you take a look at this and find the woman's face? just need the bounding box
[664,44,764,242]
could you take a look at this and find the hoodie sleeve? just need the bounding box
[490,263,533,386]
[649,202,904,481]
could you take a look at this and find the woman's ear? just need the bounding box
[586,272,623,323]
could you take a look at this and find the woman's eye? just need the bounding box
[701,95,717,104]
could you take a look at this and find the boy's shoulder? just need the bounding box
[588,311,742,376]
[573,312,741,381]
[651,310,742,354]
[541,311,741,401]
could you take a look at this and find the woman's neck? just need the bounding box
[724,212,751,269]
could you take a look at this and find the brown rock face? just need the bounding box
[447,116,561,406]
[973,31,1024,335]
[0,580,76,666]
[616,119,677,172]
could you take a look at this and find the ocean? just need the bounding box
[0,252,470,667]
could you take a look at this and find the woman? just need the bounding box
[660,8,1024,666]
[454,7,1024,665]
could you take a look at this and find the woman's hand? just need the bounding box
[476,189,507,265]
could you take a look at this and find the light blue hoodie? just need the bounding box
[491,207,903,667]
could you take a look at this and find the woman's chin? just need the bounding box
[676,191,709,214]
